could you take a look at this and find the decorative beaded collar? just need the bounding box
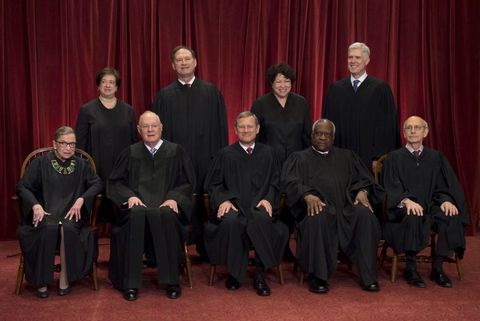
[51,159,76,175]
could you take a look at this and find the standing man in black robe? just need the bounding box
[204,111,288,297]
[107,111,195,301]
[383,115,469,288]
[282,119,383,293]
[152,45,228,259]
[323,42,400,171]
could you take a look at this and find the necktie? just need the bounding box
[353,80,360,92]
[150,147,157,155]
[412,150,420,158]
[246,147,253,155]
[184,83,191,88]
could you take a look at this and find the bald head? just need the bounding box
[403,115,429,146]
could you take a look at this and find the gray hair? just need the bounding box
[235,111,259,127]
[54,126,75,140]
[348,42,370,58]
[312,119,336,135]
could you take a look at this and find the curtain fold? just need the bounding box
[1,0,478,239]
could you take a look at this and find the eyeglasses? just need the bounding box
[56,141,76,148]
[404,125,426,132]
[139,124,160,130]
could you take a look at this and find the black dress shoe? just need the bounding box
[123,288,138,301]
[362,281,380,292]
[166,285,182,299]
[309,277,329,294]
[430,270,452,288]
[58,286,72,296]
[404,269,426,288]
[225,275,241,290]
[253,277,271,296]
[35,289,49,299]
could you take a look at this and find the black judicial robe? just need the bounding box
[76,98,137,183]
[152,78,228,193]
[323,76,400,167]
[204,142,288,282]
[107,141,195,289]
[282,147,383,284]
[383,147,469,256]
[16,152,103,286]
[251,92,312,165]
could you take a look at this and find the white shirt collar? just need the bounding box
[350,72,368,86]
[178,76,196,86]
[311,145,329,155]
[239,142,255,153]
[405,144,424,154]
[144,140,163,154]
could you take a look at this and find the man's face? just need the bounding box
[138,114,163,147]
[53,133,76,161]
[171,48,197,79]
[235,116,259,145]
[271,73,292,99]
[311,122,334,152]
[348,48,369,78]
[403,117,428,145]
[98,74,118,98]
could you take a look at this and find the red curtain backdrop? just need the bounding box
[1,0,479,239]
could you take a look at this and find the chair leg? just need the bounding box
[15,255,25,295]
[391,253,398,282]
[184,242,193,288]
[92,261,99,291]
[455,256,463,281]
[277,263,284,285]
[299,271,304,285]
[208,265,216,286]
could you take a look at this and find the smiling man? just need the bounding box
[152,46,228,260]
[282,119,384,293]
[323,42,400,171]
[383,116,469,288]
[203,111,288,297]
[107,111,195,301]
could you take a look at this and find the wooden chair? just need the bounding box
[203,194,285,286]
[375,154,464,282]
[13,147,102,294]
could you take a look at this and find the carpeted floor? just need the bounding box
[1,237,479,321]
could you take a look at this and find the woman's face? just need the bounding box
[98,74,118,99]
[271,73,292,99]
[53,133,76,161]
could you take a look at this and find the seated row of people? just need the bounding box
[16,112,468,301]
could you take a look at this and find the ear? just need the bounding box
[423,127,429,138]
[52,140,56,149]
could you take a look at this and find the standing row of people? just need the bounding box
[16,42,468,301]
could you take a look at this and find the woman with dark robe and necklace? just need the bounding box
[16,126,103,298]
[76,68,137,231]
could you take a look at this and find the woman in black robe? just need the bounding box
[76,67,137,229]
[251,63,312,259]
[16,126,103,298]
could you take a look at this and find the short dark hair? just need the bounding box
[96,67,121,87]
[170,45,197,62]
[267,63,296,84]
[54,126,75,141]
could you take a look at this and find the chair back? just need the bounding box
[373,154,387,186]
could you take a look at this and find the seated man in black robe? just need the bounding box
[107,111,195,301]
[282,119,383,293]
[204,111,288,297]
[17,126,103,298]
[383,115,469,288]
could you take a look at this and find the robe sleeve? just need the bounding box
[214,89,229,149]
[16,158,43,215]
[80,159,104,203]
[281,152,317,220]
[75,105,90,151]
[347,151,385,205]
[165,145,196,218]
[301,101,312,148]
[372,83,401,160]
[203,151,240,218]
[107,147,137,207]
